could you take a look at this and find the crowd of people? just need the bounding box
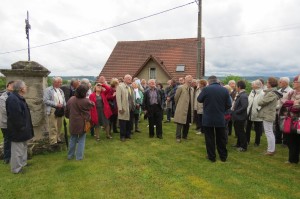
[0,73,300,173]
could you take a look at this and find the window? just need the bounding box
[176,65,185,72]
[149,68,156,79]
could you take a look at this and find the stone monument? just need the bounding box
[0,61,64,158]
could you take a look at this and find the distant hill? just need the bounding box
[50,76,97,82]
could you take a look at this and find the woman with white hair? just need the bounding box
[246,79,264,146]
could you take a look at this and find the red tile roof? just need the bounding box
[100,38,205,81]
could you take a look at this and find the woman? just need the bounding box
[194,79,207,135]
[107,78,119,133]
[65,85,94,160]
[285,75,300,164]
[89,82,113,140]
[246,80,264,146]
[132,82,143,132]
[258,77,282,155]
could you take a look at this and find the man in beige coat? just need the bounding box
[116,74,135,141]
[174,75,194,142]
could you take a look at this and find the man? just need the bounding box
[164,79,175,123]
[6,80,34,173]
[198,76,232,162]
[97,76,107,85]
[44,77,66,145]
[0,81,14,164]
[174,75,194,142]
[275,77,293,145]
[228,80,236,136]
[232,80,248,152]
[60,78,80,103]
[143,79,164,139]
[178,77,185,86]
[116,74,135,141]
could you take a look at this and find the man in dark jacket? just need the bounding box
[198,76,232,162]
[143,79,164,139]
[6,80,34,173]
[232,80,249,152]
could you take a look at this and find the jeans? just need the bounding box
[263,121,275,153]
[68,133,86,160]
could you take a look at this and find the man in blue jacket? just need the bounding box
[198,76,232,162]
[6,80,34,173]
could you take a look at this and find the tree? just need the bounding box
[221,75,252,93]
[0,77,6,91]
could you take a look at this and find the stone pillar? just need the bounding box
[0,61,61,157]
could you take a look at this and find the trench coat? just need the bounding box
[173,84,194,124]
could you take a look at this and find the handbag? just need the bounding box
[283,116,292,134]
[84,120,91,133]
[54,107,65,117]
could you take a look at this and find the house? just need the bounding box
[99,38,205,83]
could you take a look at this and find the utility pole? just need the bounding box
[25,11,31,61]
[196,0,202,79]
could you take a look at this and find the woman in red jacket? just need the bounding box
[89,83,112,140]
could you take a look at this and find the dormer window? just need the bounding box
[176,65,185,72]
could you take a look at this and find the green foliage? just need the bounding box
[47,77,68,86]
[222,75,252,93]
[0,118,299,198]
[0,77,6,90]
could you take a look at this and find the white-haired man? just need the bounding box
[6,80,34,173]
[44,77,66,145]
[116,74,135,141]
[174,75,194,142]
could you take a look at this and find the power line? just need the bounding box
[206,24,300,40]
[0,1,196,55]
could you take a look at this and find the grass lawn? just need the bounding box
[0,118,299,199]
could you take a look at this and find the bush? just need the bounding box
[221,75,252,93]
[0,77,6,91]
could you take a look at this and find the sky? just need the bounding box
[0,0,299,77]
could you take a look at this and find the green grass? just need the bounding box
[0,118,299,199]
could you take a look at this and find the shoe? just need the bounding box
[149,135,154,138]
[135,129,141,133]
[254,143,259,147]
[237,147,247,152]
[196,131,202,135]
[205,155,216,163]
[232,144,240,148]
[120,137,126,142]
[96,138,100,142]
[176,138,181,143]
[24,163,32,167]
[220,159,227,162]
[157,136,163,139]
[106,136,113,139]
[285,161,292,164]
[164,120,170,123]
[264,151,275,156]
[182,137,187,140]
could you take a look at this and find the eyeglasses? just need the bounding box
[96,84,102,87]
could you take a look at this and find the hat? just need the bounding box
[293,75,300,83]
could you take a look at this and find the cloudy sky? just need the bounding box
[0,0,299,77]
